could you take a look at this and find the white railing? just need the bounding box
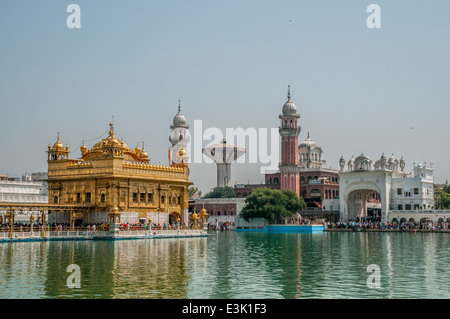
[389,210,450,214]
[1,228,206,241]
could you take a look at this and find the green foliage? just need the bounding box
[435,186,450,209]
[240,188,306,223]
[188,186,202,199]
[443,185,450,194]
[203,186,234,199]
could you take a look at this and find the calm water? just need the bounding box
[0,231,449,299]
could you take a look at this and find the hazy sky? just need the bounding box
[1,1,449,193]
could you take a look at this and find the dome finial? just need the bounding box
[57,132,60,142]
[109,122,115,137]
[307,132,310,139]
[178,100,181,113]
[287,85,291,101]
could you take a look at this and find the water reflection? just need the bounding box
[0,232,450,299]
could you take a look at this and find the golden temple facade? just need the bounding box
[47,123,192,226]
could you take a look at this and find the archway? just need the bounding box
[169,211,181,227]
[346,189,382,221]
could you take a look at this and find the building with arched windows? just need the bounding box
[46,108,192,226]
[338,153,437,222]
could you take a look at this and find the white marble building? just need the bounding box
[338,153,437,222]
[0,173,48,222]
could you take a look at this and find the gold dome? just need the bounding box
[92,123,128,149]
[52,133,64,149]
[179,147,187,157]
[140,143,149,159]
[51,133,67,151]
[199,207,208,218]
[134,141,141,154]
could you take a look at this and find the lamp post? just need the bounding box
[41,210,46,238]
[157,208,160,231]
[6,208,14,239]
[30,212,35,237]
[148,218,152,233]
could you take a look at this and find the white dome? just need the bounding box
[356,153,371,163]
[281,85,298,116]
[299,133,320,150]
[173,112,187,127]
[171,101,189,128]
[282,100,297,116]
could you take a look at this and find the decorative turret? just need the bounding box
[400,156,406,172]
[169,100,190,164]
[80,140,87,155]
[347,155,355,171]
[339,155,345,172]
[140,142,149,161]
[48,132,69,161]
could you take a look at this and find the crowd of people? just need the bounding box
[208,221,234,231]
[0,222,190,232]
[3,218,449,233]
[328,218,450,232]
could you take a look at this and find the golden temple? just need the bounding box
[46,122,192,226]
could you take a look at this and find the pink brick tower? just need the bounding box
[278,85,301,197]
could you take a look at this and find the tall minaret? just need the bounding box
[278,85,301,197]
[169,100,190,164]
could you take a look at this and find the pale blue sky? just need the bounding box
[1,1,449,193]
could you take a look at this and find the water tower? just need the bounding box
[202,139,246,187]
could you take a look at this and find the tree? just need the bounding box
[188,186,202,199]
[240,188,306,223]
[203,186,234,199]
[434,185,450,209]
[443,185,450,195]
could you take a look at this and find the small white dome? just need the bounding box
[299,133,319,150]
[281,85,298,116]
[173,112,187,127]
[171,101,189,128]
[282,100,297,116]
[356,153,371,162]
